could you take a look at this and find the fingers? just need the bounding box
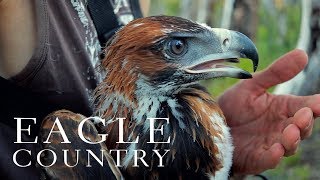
[280,107,314,156]
[260,143,285,171]
[251,49,308,90]
[281,124,300,156]
[292,107,314,139]
[287,94,320,117]
[283,106,315,139]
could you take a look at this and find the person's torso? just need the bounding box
[0,0,142,179]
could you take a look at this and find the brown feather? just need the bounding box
[39,110,122,180]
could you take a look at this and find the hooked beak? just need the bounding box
[184,28,259,79]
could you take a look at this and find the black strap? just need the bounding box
[87,0,143,46]
[129,0,144,18]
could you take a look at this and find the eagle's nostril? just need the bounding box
[223,38,229,46]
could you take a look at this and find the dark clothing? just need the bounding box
[10,0,103,119]
[0,0,142,179]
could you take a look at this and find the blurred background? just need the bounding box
[146,0,320,179]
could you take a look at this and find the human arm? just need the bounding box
[139,0,150,17]
[0,0,36,78]
[218,49,320,174]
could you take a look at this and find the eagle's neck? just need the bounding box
[133,78,188,131]
[94,77,233,179]
[127,83,232,179]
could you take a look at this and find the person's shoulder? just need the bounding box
[0,0,32,10]
[0,0,36,79]
[0,0,15,7]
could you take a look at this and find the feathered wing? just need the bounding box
[38,110,122,180]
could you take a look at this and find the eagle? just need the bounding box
[39,16,258,180]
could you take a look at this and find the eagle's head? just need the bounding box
[101,15,258,98]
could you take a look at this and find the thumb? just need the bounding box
[251,49,308,90]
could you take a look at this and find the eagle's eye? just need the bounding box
[167,38,187,56]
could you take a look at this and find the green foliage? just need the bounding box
[149,1,301,94]
[255,2,301,70]
[263,150,311,180]
[210,1,224,26]
[207,2,301,96]
[162,0,179,16]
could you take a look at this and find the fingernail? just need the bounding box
[306,120,312,129]
[304,110,313,130]
[309,109,313,118]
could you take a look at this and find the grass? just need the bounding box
[262,150,311,180]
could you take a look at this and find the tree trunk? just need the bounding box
[273,0,315,95]
[221,0,235,29]
[197,0,211,24]
[180,0,192,19]
[206,0,218,27]
[230,0,259,40]
[149,0,165,16]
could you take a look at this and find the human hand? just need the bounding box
[218,49,320,175]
